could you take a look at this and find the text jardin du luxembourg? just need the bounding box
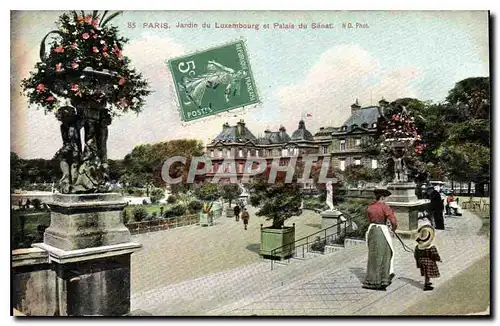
[172,22,335,30]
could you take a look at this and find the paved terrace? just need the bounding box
[130,207,489,316]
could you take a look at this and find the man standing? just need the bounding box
[363,188,398,291]
[241,207,250,230]
[233,204,241,222]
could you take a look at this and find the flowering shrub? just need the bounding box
[21,11,151,115]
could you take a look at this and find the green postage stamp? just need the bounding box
[168,40,259,122]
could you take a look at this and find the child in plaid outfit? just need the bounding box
[414,224,442,291]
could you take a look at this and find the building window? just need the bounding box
[340,140,346,151]
[281,148,288,156]
[218,149,223,158]
[355,138,361,147]
[339,160,346,172]
[239,149,243,157]
[210,150,214,157]
[342,126,347,131]
[355,158,361,166]
[372,123,377,128]
[256,149,259,157]
[321,146,327,154]
[371,159,378,169]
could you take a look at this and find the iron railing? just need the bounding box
[270,218,351,270]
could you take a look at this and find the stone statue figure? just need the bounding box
[55,106,82,194]
[326,181,334,211]
[393,148,408,183]
[55,103,112,194]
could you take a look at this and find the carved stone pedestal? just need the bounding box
[33,242,141,316]
[386,182,429,238]
[44,193,131,250]
[34,192,141,316]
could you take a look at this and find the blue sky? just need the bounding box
[11,10,489,159]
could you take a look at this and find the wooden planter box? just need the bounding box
[260,225,295,260]
[199,212,213,226]
[225,208,234,218]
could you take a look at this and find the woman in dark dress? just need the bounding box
[427,185,445,230]
[363,189,398,291]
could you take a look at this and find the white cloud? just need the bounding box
[277,44,422,132]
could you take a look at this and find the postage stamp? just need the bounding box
[168,40,259,122]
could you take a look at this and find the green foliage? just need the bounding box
[10,152,60,189]
[343,165,383,183]
[187,200,203,213]
[149,187,164,204]
[164,204,186,218]
[437,77,490,186]
[151,211,158,218]
[302,196,329,212]
[176,190,196,206]
[336,200,370,240]
[195,183,221,201]
[249,172,303,229]
[167,195,177,204]
[21,11,151,115]
[31,199,42,211]
[122,208,129,224]
[219,183,242,207]
[131,206,148,222]
[121,139,205,187]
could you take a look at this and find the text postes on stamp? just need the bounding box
[168,40,259,122]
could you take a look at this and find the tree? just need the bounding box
[219,183,242,207]
[249,166,303,229]
[149,188,165,204]
[121,139,205,188]
[437,77,490,195]
[342,165,383,184]
[195,183,221,202]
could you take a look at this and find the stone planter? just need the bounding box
[260,224,295,259]
[199,212,213,226]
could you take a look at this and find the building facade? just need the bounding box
[204,100,382,182]
[328,99,382,172]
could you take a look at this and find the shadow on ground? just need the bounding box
[398,276,423,289]
[349,267,366,283]
[246,243,261,255]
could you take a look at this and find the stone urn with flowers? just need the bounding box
[21,10,151,194]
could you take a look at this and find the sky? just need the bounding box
[10,10,489,159]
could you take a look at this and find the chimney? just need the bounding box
[236,119,245,137]
[279,125,286,139]
[378,97,389,108]
[222,122,230,130]
[351,98,361,114]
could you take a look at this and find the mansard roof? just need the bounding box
[291,120,314,141]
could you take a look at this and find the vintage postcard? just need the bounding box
[11,10,490,317]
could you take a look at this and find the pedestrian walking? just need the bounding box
[241,207,250,230]
[363,188,398,291]
[426,185,445,229]
[233,204,241,222]
[414,224,442,291]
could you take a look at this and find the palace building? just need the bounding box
[204,100,382,182]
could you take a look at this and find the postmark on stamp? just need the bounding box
[168,40,259,122]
